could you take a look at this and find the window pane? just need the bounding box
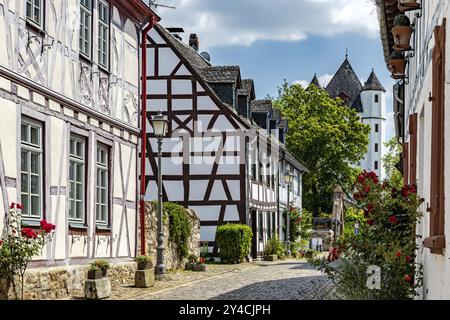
[21,124,28,142]
[76,163,83,182]
[69,162,74,180]
[26,1,32,19]
[76,202,83,219]
[21,195,29,216]
[21,173,29,192]
[76,183,83,201]
[31,195,40,215]
[31,153,39,174]
[30,126,39,145]
[96,203,100,221]
[21,151,28,171]
[69,200,75,219]
[30,175,39,194]
[69,181,74,199]
[76,141,83,157]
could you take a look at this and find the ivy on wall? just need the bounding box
[152,201,192,261]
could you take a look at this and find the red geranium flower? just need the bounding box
[10,202,15,209]
[364,185,371,193]
[404,274,412,282]
[388,215,399,225]
[367,219,374,226]
[405,256,412,263]
[16,203,23,210]
[395,251,402,258]
[21,228,37,239]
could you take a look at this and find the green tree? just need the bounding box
[273,83,370,216]
[383,136,404,189]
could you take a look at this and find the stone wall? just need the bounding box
[138,202,201,270]
[7,261,136,300]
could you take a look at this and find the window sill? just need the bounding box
[423,235,446,254]
[96,225,111,232]
[98,64,110,75]
[26,20,46,36]
[79,53,93,64]
[21,219,42,228]
[69,223,88,230]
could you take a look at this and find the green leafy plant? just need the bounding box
[200,242,209,258]
[216,224,252,264]
[188,254,198,263]
[282,207,313,243]
[0,202,56,300]
[394,13,411,26]
[153,201,193,262]
[263,235,285,259]
[314,170,424,299]
[134,255,151,263]
[90,259,110,271]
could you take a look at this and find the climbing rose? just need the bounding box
[405,256,412,263]
[16,203,23,209]
[10,202,15,209]
[40,220,56,233]
[367,203,375,212]
[367,219,374,226]
[0,240,3,246]
[388,215,399,225]
[404,274,412,282]
[21,228,37,239]
[395,251,402,258]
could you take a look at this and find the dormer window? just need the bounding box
[338,92,350,103]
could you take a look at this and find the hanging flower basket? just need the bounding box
[398,0,421,13]
[392,13,413,51]
[389,52,407,78]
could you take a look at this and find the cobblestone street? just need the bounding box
[68,259,332,300]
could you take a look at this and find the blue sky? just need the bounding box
[153,0,395,140]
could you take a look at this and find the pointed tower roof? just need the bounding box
[362,69,386,92]
[310,73,321,88]
[325,58,363,112]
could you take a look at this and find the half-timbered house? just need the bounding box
[143,24,307,258]
[0,0,159,267]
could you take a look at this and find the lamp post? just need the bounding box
[332,186,344,243]
[284,169,294,256]
[151,111,168,275]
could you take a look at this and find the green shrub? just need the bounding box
[134,255,151,263]
[216,224,252,264]
[263,235,285,259]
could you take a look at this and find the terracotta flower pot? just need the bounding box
[398,0,421,12]
[389,58,407,78]
[392,26,412,51]
[88,269,103,280]
[194,264,206,272]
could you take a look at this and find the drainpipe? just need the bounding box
[139,15,156,255]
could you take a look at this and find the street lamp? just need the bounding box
[151,111,168,275]
[332,186,344,243]
[284,169,294,256]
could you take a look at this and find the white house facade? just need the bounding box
[376,0,450,299]
[0,0,159,267]
[143,24,307,258]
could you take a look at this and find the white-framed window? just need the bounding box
[26,0,44,28]
[374,94,379,103]
[69,135,86,225]
[98,0,110,69]
[21,119,43,220]
[96,144,109,227]
[80,0,92,58]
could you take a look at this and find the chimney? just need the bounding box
[189,33,199,51]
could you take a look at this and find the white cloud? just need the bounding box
[294,73,333,88]
[153,0,378,50]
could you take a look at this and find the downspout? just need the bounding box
[139,15,156,255]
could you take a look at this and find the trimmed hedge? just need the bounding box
[216,224,252,263]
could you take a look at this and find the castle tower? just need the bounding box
[360,69,386,178]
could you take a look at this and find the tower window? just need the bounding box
[374,94,379,103]
[375,143,379,152]
[374,161,379,170]
[375,124,379,132]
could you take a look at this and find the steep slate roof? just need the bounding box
[272,108,281,119]
[251,99,273,113]
[362,70,386,92]
[325,58,363,112]
[310,74,321,88]
[279,119,288,129]
[199,66,241,85]
[239,79,256,100]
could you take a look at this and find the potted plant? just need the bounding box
[186,254,198,270]
[87,265,103,280]
[398,0,421,12]
[194,257,207,271]
[392,13,412,51]
[135,255,152,270]
[389,51,406,78]
[90,259,110,277]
